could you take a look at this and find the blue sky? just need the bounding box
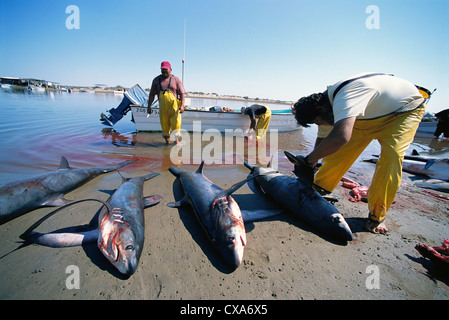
[1,0,448,113]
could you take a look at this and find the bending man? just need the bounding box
[293,73,426,234]
[241,104,272,140]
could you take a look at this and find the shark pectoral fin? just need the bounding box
[215,175,263,200]
[42,195,72,207]
[166,196,188,208]
[103,159,136,173]
[144,173,160,181]
[241,208,284,223]
[143,195,163,208]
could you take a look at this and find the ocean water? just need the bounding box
[0,89,447,185]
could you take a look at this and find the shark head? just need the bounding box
[98,208,142,276]
[212,196,247,268]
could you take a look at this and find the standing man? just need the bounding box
[241,104,272,140]
[148,61,186,144]
[292,73,427,234]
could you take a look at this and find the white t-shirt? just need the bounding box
[317,73,424,138]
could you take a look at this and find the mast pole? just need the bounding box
[182,18,186,84]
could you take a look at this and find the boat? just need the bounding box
[27,84,46,93]
[100,84,299,132]
[414,88,440,136]
[0,83,12,90]
[417,119,438,134]
[130,106,298,132]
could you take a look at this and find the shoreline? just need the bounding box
[70,87,294,106]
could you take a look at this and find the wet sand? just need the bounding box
[0,152,448,301]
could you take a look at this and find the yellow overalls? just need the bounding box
[314,104,426,223]
[158,76,181,138]
[254,105,271,140]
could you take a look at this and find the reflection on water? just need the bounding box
[1,89,449,185]
[100,127,309,172]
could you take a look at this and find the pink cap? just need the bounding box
[161,61,172,69]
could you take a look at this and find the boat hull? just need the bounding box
[417,121,437,134]
[131,106,299,132]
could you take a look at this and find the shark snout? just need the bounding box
[114,253,139,276]
[224,234,246,268]
[123,259,138,276]
[331,213,353,241]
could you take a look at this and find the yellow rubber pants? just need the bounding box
[314,104,425,222]
[255,106,271,140]
[158,90,181,137]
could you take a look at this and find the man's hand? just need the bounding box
[284,151,314,167]
[284,151,315,185]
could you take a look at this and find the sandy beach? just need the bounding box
[0,149,448,302]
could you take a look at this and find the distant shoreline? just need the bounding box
[186,92,294,105]
[70,87,294,106]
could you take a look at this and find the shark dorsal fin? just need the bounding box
[117,171,129,183]
[267,154,276,169]
[243,160,255,171]
[196,161,205,174]
[58,156,72,170]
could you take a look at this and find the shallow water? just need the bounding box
[1,89,448,185]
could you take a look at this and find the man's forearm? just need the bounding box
[307,117,356,164]
[147,94,155,113]
[308,135,348,164]
[250,118,256,130]
[179,93,185,113]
